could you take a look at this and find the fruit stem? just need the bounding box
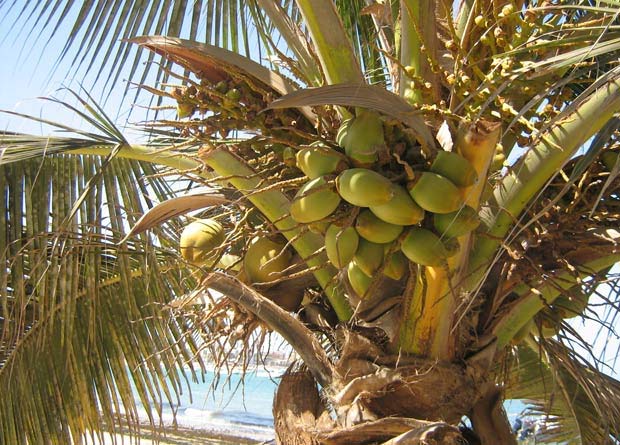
[399,0,423,105]
[397,121,500,359]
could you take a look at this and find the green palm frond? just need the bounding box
[505,342,620,444]
[0,89,210,443]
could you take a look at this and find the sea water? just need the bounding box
[133,367,531,443]
[134,367,281,442]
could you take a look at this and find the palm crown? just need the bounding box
[1,1,620,444]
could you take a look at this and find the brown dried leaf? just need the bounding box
[267,83,436,150]
[130,36,316,121]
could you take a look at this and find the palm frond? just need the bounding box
[504,342,620,444]
[0,151,206,444]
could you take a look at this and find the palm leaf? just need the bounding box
[0,153,204,444]
[504,342,620,444]
[0,92,209,443]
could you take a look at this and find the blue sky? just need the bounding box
[0,4,160,138]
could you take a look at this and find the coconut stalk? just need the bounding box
[398,121,500,359]
[294,0,364,86]
[469,76,620,290]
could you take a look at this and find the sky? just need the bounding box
[0,4,165,139]
[0,3,618,378]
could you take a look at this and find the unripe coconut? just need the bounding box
[296,144,348,179]
[290,176,341,223]
[383,247,407,280]
[408,172,464,214]
[433,206,480,238]
[430,151,478,187]
[180,219,225,265]
[243,237,292,284]
[347,261,373,298]
[369,184,425,226]
[401,227,449,267]
[355,209,403,244]
[336,168,394,207]
[354,239,385,276]
[325,224,359,268]
[338,110,384,167]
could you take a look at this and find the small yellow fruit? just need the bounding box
[408,172,464,214]
[180,219,225,265]
[176,102,195,118]
[325,224,359,268]
[336,168,394,207]
[290,176,341,223]
[355,209,403,244]
[243,237,292,284]
[401,227,449,267]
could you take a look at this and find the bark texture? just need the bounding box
[273,367,333,445]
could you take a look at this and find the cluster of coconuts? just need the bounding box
[179,218,305,311]
[288,111,482,298]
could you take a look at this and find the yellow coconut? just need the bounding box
[383,247,407,280]
[347,261,373,297]
[243,237,292,284]
[179,218,225,265]
[369,184,425,226]
[355,209,404,244]
[336,168,394,207]
[296,144,349,179]
[400,227,449,267]
[290,176,341,223]
[338,110,384,167]
[354,239,385,276]
[433,206,480,238]
[325,224,359,268]
[408,172,464,214]
[430,151,478,187]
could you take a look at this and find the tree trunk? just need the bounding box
[273,367,333,445]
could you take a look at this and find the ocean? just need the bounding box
[134,367,281,442]
[132,367,530,444]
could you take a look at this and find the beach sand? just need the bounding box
[82,425,268,445]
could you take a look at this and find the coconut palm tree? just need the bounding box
[2,1,620,444]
